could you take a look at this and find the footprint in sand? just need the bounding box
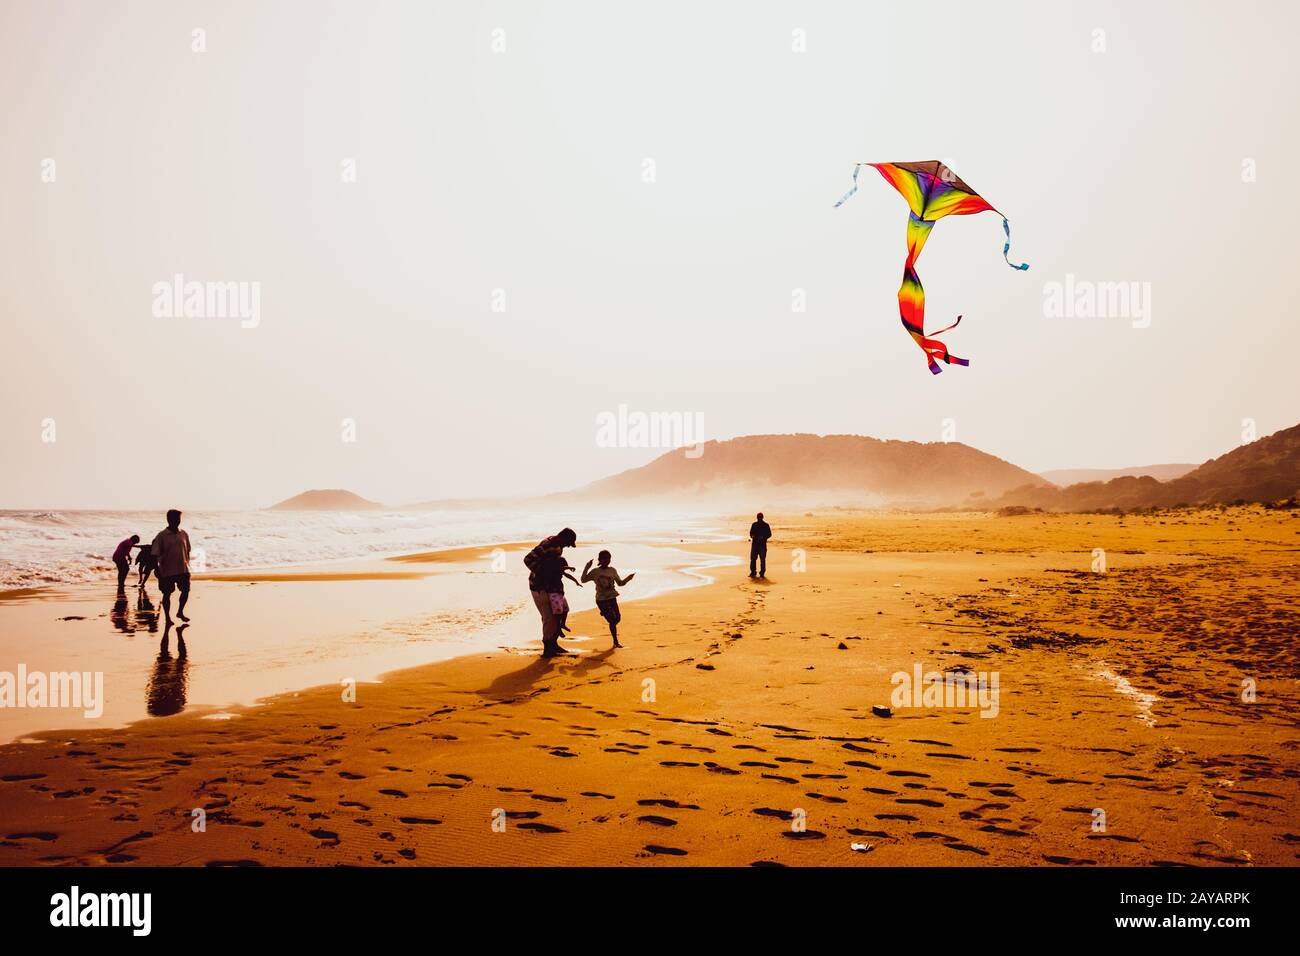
[1043,855,1097,865]
[530,794,567,803]
[660,761,700,768]
[806,792,847,804]
[782,830,827,840]
[752,808,792,819]
[580,792,616,800]
[637,815,677,827]
[943,842,989,856]
[518,822,564,833]
[379,789,408,798]
[637,799,700,810]
[643,844,687,856]
[398,817,441,826]
[53,787,95,799]
[978,824,1030,838]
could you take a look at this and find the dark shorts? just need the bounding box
[159,573,191,596]
[597,598,621,624]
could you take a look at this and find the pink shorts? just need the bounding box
[548,592,569,615]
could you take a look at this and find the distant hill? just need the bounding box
[1040,464,1196,487]
[565,434,1050,507]
[268,489,384,511]
[991,424,1300,511]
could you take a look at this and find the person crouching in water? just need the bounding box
[112,534,140,591]
[581,550,635,648]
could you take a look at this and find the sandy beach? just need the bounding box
[0,507,1295,867]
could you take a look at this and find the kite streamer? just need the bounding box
[836,160,1029,374]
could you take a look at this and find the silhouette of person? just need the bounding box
[748,512,772,578]
[136,544,158,591]
[523,528,578,657]
[112,534,139,592]
[146,623,189,717]
[150,509,192,624]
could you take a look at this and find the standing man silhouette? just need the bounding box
[748,512,772,578]
[151,509,192,625]
[523,527,578,657]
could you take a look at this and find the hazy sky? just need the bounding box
[3,0,1297,509]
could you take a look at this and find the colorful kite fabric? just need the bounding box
[834,160,1029,374]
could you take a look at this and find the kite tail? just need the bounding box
[900,215,968,374]
[833,164,863,208]
[1001,218,1029,271]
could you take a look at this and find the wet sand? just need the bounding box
[0,539,732,743]
[0,507,1296,866]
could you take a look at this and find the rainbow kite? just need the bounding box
[835,161,1029,374]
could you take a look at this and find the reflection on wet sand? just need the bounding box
[146,623,189,717]
[0,540,732,742]
[110,588,160,635]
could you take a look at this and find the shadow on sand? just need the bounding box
[474,645,618,700]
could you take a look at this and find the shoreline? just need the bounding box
[0,534,740,745]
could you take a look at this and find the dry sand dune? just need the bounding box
[0,508,1296,866]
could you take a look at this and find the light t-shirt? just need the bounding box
[151,528,191,578]
[581,565,629,602]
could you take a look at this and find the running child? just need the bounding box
[581,550,635,648]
